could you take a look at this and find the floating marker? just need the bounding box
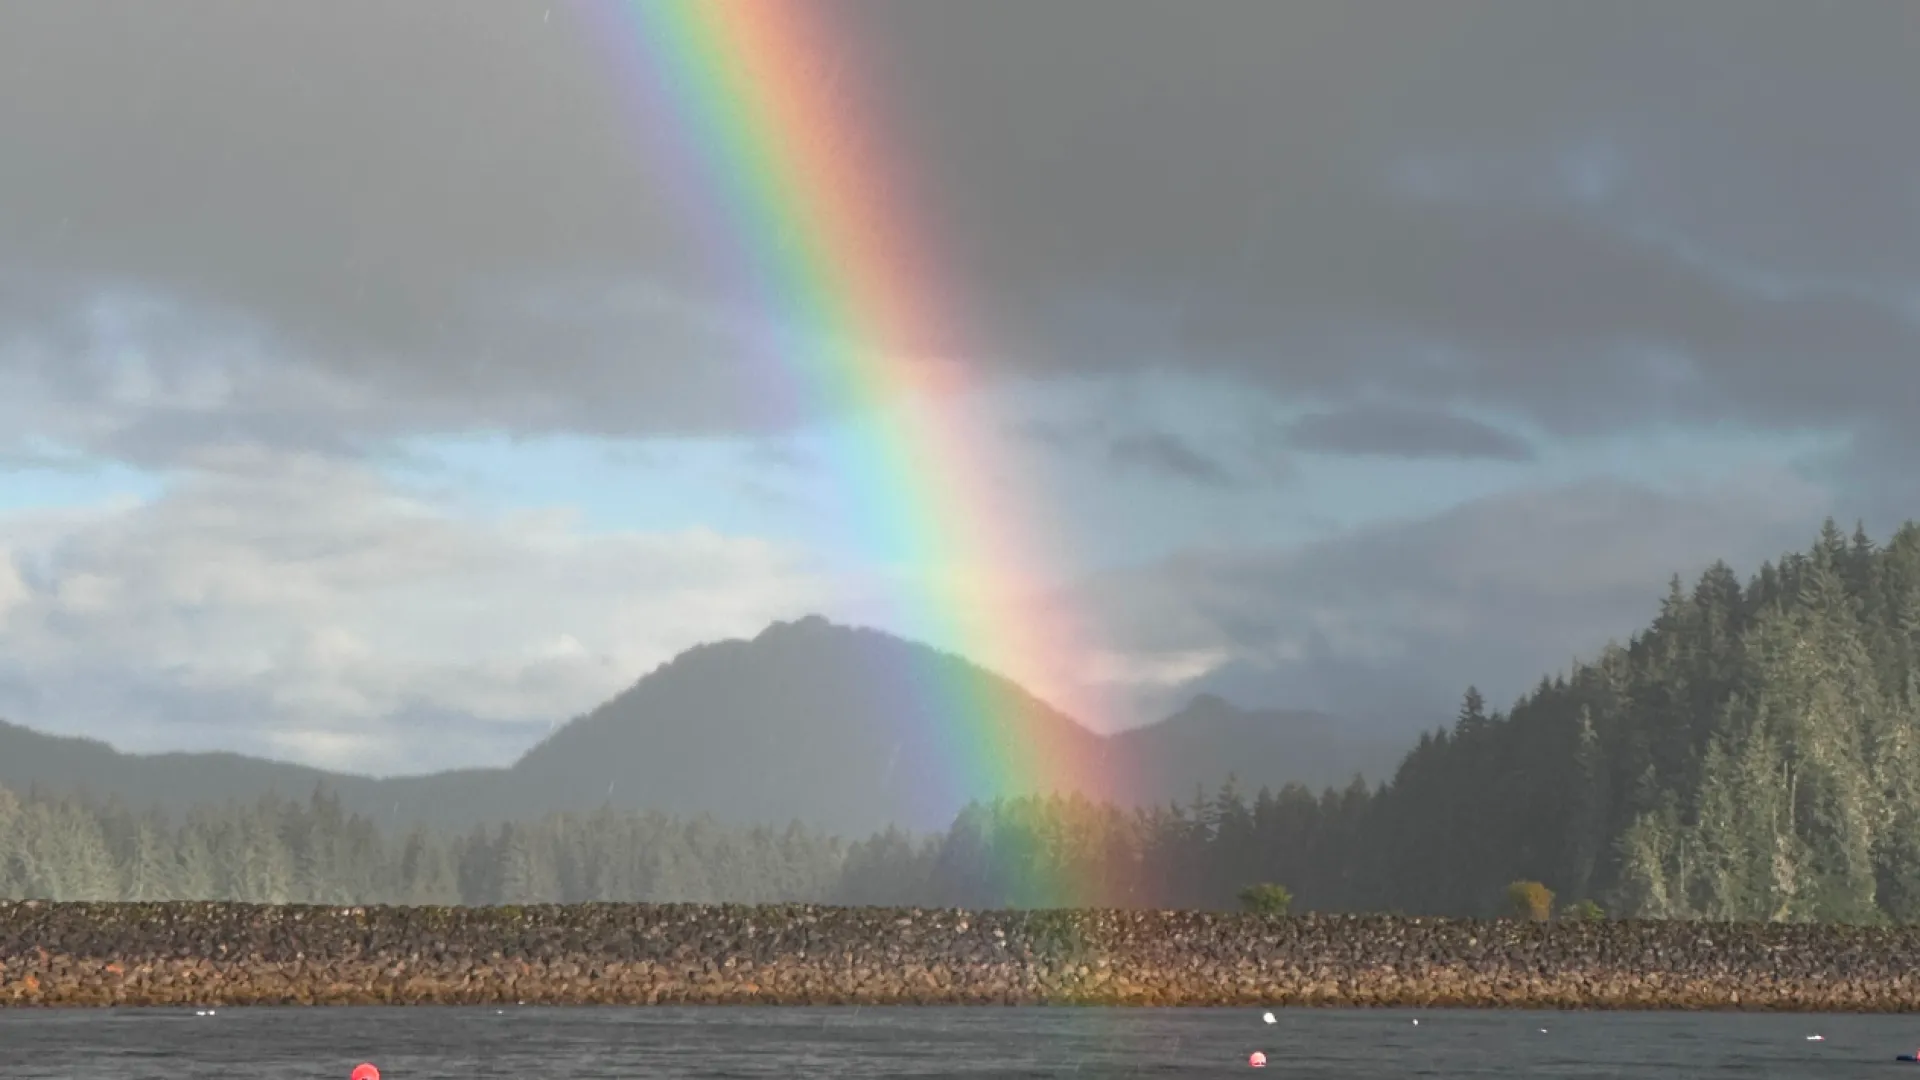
[1261,1011,1275,1024]
[351,1064,380,1080]
[1249,1050,1267,1068]
[1807,1035,1824,1041]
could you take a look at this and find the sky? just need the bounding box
[0,0,1913,775]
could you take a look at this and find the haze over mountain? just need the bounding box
[0,616,1402,837]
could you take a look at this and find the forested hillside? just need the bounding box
[1359,518,1920,922]
[7,519,1919,921]
[0,779,1368,910]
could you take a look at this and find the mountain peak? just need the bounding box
[755,613,838,640]
[1183,691,1236,715]
[507,613,1108,835]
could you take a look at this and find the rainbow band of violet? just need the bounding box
[577,0,1135,908]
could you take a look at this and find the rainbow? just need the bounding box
[577,0,1131,886]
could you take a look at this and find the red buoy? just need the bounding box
[351,1064,380,1080]
[1249,1050,1267,1067]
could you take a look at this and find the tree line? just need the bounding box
[0,775,1367,911]
[7,518,1920,922]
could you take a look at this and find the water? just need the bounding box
[0,1005,1911,1078]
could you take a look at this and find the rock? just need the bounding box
[0,903,1915,1009]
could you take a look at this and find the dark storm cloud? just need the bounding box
[1283,406,1535,461]
[849,1,1920,441]
[1,0,1916,447]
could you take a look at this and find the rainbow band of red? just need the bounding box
[579,0,1124,880]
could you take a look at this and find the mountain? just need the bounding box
[0,615,1406,837]
[1108,692,1406,806]
[0,719,491,829]
[497,615,1121,835]
[0,719,376,811]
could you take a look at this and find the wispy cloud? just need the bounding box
[0,450,842,773]
[1283,406,1535,462]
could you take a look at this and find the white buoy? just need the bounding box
[1262,1011,1276,1024]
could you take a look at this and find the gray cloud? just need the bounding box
[6,1,1909,773]
[1283,406,1535,461]
[1083,468,1831,731]
[2,1,1917,456]
[1015,414,1286,488]
[1106,432,1238,487]
[0,278,809,467]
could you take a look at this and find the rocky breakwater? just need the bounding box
[2,900,1917,1009]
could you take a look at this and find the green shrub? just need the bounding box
[1237,883,1293,916]
[1565,898,1605,922]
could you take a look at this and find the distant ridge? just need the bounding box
[0,616,1408,836]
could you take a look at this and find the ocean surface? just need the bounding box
[2,1004,1914,1078]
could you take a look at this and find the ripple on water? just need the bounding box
[0,1006,1909,1079]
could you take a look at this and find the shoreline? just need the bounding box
[2,900,1914,1011]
